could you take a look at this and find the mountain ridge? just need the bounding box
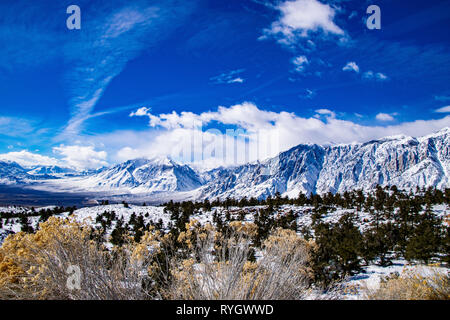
[1,127,449,200]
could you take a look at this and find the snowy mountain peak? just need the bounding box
[66,156,203,194]
[27,165,76,176]
[419,126,450,140]
[147,155,178,166]
[1,128,449,201]
[199,128,450,199]
[0,161,31,184]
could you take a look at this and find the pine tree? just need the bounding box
[312,213,363,285]
[362,222,396,266]
[405,203,441,264]
[441,226,450,264]
[20,216,34,233]
[254,207,274,247]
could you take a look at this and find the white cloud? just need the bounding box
[363,71,374,79]
[342,62,388,81]
[342,61,359,73]
[435,106,450,113]
[228,77,244,84]
[376,73,388,81]
[315,108,336,118]
[53,145,108,170]
[348,11,358,20]
[376,113,395,121]
[0,150,61,168]
[126,102,450,168]
[264,0,345,45]
[292,55,309,72]
[210,69,245,84]
[130,106,151,117]
[363,71,389,81]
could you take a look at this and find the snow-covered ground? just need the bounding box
[1,203,448,299]
[343,260,450,300]
[1,202,448,247]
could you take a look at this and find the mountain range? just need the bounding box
[1,127,449,201]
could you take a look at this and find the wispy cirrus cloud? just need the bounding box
[0,0,195,142]
[0,116,35,137]
[60,0,195,139]
[434,95,450,102]
[210,69,246,84]
[435,106,450,113]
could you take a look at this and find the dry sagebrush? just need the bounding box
[362,267,450,300]
[1,217,325,300]
[166,221,315,300]
[0,217,152,300]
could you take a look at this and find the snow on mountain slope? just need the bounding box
[2,128,450,200]
[38,157,204,195]
[0,161,32,184]
[27,165,77,176]
[200,127,450,199]
[317,127,450,194]
[28,166,75,175]
[199,144,325,199]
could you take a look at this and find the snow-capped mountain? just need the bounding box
[199,127,450,199]
[27,165,77,177]
[199,144,325,199]
[57,157,204,194]
[0,161,32,184]
[1,128,449,200]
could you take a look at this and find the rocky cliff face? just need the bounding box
[199,128,450,199]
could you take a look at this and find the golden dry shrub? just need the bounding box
[0,216,93,299]
[228,221,258,238]
[167,226,314,300]
[131,225,176,291]
[363,267,450,300]
[177,219,215,250]
[0,216,152,300]
[261,228,314,276]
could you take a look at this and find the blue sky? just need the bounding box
[0,0,450,170]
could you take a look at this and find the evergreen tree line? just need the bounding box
[160,186,449,286]
[0,206,76,234]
